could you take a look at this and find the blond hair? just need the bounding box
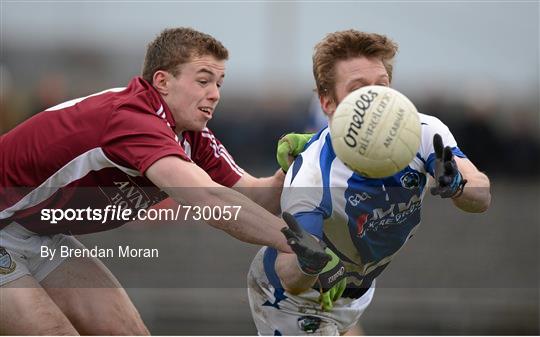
[313,30,398,100]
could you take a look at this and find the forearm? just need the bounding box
[234,169,285,214]
[166,186,292,253]
[275,252,318,294]
[145,157,292,252]
[452,171,491,213]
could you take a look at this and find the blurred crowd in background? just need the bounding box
[2,65,538,179]
[2,2,539,180]
[1,2,538,334]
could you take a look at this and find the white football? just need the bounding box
[329,86,421,178]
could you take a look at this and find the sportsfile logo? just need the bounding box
[40,204,242,224]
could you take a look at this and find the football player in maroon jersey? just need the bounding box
[0,27,328,335]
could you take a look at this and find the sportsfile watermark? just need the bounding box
[40,204,242,224]
[2,186,532,290]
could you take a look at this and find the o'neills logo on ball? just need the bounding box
[344,90,378,148]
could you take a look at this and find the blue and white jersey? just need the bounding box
[264,113,466,293]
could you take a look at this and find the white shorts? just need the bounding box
[0,222,82,286]
[247,247,375,336]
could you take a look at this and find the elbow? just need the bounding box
[458,175,491,213]
[477,175,492,212]
[476,184,492,213]
[457,191,491,213]
[479,193,491,213]
[470,200,490,213]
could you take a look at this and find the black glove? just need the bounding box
[281,212,331,275]
[316,248,346,311]
[430,134,467,198]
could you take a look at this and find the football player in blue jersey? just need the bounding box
[247,29,491,335]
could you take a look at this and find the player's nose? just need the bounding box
[207,84,220,102]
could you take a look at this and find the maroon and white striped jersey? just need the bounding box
[0,77,244,235]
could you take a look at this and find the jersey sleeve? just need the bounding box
[280,132,334,239]
[418,114,467,177]
[184,128,244,187]
[101,108,190,175]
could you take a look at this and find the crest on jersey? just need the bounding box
[297,316,321,333]
[400,172,420,190]
[0,247,16,274]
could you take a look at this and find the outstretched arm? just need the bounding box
[430,134,491,213]
[231,133,315,214]
[146,156,292,252]
[232,133,315,214]
[452,157,491,212]
[232,169,285,214]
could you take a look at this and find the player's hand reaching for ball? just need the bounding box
[430,133,467,198]
[276,133,315,172]
[281,212,331,275]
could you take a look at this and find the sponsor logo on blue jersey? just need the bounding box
[343,167,426,261]
[353,193,422,238]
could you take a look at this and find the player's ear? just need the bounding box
[320,94,337,117]
[152,71,169,96]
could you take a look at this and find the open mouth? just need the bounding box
[199,107,213,117]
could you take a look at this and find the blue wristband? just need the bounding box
[450,171,467,198]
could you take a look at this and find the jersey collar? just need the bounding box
[136,77,177,131]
